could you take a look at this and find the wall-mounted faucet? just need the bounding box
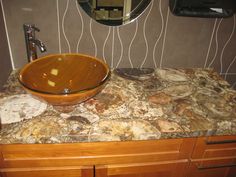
[23,24,46,62]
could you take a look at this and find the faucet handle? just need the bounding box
[23,24,40,33]
[31,26,40,32]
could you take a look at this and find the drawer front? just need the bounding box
[0,166,93,177]
[192,136,236,159]
[0,138,195,168]
[188,158,236,177]
[96,160,189,177]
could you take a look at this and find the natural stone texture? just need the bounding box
[0,94,47,124]
[89,119,161,141]
[148,92,172,105]
[0,68,235,144]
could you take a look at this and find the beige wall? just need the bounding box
[0,1,12,90]
[1,0,236,88]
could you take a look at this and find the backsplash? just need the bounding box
[1,0,236,88]
[0,2,12,90]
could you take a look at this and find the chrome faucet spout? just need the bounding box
[23,24,46,62]
[32,39,47,52]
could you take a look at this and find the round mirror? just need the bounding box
[77,0,151,26]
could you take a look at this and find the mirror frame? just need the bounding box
[77,0,152,26]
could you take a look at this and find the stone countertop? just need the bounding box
[0,68,235,144]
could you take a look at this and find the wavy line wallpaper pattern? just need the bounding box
[2,0,236,88]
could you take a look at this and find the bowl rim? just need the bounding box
[18,53,110,95]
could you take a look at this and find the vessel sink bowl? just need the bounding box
[19,53,110,106]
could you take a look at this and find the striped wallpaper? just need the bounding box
[1,0,236,88]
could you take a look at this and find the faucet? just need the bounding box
[23,24,46,62]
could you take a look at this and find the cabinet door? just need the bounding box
[96,160,188,177]
[0,166,93,177]
[188,159,236,177]
[192,136,236,159]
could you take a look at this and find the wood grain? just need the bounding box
[0,138,195,168]
[1,166,93,177]
[1,136,236,177]
[191,136,236,159]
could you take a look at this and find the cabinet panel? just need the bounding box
[0,138,195,177]
[192,136,236,159]
[0,166,93,177]
[188,158,236,177]
[96,160,188,177]
[0,138,195,168]
[228,167,236,177]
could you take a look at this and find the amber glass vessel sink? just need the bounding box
[19,53,110,106]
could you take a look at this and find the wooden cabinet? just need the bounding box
[96,160,188,177]
[188,159,236,177]
[192,136,236,159]
[0,138,195,177]
[1,166,93,177]
[0,136,236,177]
[189,135,236,177]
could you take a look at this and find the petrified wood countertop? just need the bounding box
[0,68,235,144]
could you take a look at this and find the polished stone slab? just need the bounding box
[0,68,235,144]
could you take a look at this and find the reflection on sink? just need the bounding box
[18,53,110,106]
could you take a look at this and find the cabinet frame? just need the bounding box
[0,136,236,177]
